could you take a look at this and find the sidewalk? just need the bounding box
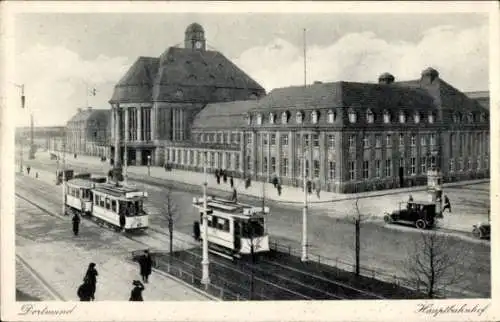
[15,192,212,301]
[38,151,491,233]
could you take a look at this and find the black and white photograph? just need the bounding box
[1,1,499,321]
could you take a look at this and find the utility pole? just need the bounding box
[62,132,67,216]
[201,151,210,286]
[14,83,26,172]
[123,107,128,186]
[301,28,309,262]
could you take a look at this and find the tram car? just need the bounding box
[64,179,149,232]
[192,196,270,259]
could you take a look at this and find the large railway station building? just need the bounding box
[110,23,490,193]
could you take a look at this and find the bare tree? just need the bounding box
[162,188,178,261]
[349,197,370,276]
[406,231,468,298]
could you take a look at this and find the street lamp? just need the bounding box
[301,28,309,262]
[201,151,210,286]
[147,155,151,176]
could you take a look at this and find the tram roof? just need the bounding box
[193,196,269,217]
[66,178,96,189]
[93,183,148,198]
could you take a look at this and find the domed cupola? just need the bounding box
[378,72,395,84]
[184,23,206,51]
[421,67,439,83]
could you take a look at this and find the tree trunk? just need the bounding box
[355,219,360,276]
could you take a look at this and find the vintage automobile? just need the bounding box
[384,201,437,229]
[472,222,490,239]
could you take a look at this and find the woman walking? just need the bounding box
[84,262,98,301]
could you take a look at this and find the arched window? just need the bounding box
[311,111,319,124]
[428,112,435,124]
[256,113,263,125]
[245,113,251,125]
[296,111,303,124]
[281,111,289,124]
[414,112,420,124]
[328,110,336,124]
[399,111,406,124]
[383,110,391,124]
[366,109,374,124]
[348,108,357,124]
[269,112,275,124]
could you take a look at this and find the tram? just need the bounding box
[64,179,149,232]
[192,196,270,259]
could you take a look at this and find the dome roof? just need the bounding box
[185,22,204,34]
[378,72,395,81]
[421,67,439,77]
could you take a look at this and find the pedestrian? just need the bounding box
[26,166,31,175]
[72,214,81,236]
[214,169,219,179]
[306,180,312,194]
[316,186,321,199]
[229,176,234,188]
[74,153,77,159]
[408,194,414,202]
[120,213,126,232]
[223,171,227,183]
[84,263,98,301]
[129,280,145,301]
[443,195,451,212]
[139,250,153,283]
[216,174,221,184]
[245,177,251,189]
[231,188,238,202]
[77,280,93,301]
[35,172,39,179]
[277,184,282,196]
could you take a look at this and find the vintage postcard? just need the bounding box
[1,1,499,321]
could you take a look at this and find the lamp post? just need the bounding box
[201,151,210,286]
[14,83,27,172]
[147,155,151,176]
[62,131,67,215]
[301,28,309,262]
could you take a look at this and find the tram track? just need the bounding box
[16,174,388,300]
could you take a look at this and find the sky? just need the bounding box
[11,11,490,126]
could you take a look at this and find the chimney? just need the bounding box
[378,72,395,84]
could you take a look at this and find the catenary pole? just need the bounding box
[62,131,67,215]
[301,28,308,262]
[201,151,211,285]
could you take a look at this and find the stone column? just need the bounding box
[239,132,244,174]
[125,107,130,142]
[110,107,115,142]
[252,131,257,177]
[137,106,142,141]
[289,130,294,181]
[136,148,141,165]
[276,132,281,178]
[267,133,271,180]
[319,132,326,184]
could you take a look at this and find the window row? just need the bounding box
[196,132,241,144]
[167,149,240,171]
[449,158,489,172]
[349,157,437,180]
[349,133,437,149]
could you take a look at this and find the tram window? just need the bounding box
[223,219,230,232]
[242,218,265,238]
[216,218,225,230]
[111,200,117,212]
[105,198,111,210]
[119,201,127,216]
[100,197,105,207]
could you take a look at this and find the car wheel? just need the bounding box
[472,227,482,239]
[384,214,392,224]
[415,219,427,229]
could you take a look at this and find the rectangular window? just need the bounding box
[190,151,194,165]
[235,133,241,143]
[224,133,229,144]
[210,152,215,168]
[410,134,416,146]
[235,154,240,170]
[313,160,320,178]
[449,159,455,172]
[362,160,369,179]
[270,134,276,146]
[305,160,310,177]
[246,155,252,171]
[386,134,392,147]
[449,133,454,157]
[349,161,356,180]
[430,133,436,146]
[328,161,336,180]
[410,157,416,175]
[349,135,356,150]
[420,157,427,174]
[477,158,481,170]
[420,134,427,146]
[375,135,382,148]
[105,198,111,210]
[226,152,231,169]
[281,134,289,146]
[246,134,252,145]
[375,160,381,177]
[296,134,301,148]
[111,200,117,212]
[399,133,404,146]
[296,158,302,176]
[385,159,392,177]
[281,158,288,176]
[263,134,268,145]
[263,156,267,173]
[328,134,335,149]
[468,159,472,171]
[363,136,370,148]
[313,134,319,147]
[271,157,276,173]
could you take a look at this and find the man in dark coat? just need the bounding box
[84,263,98,301]
[26,166,31,175]
[277,184,282,196]
[129,280,145,301]
[223,171,227,183]
[229,176,234,188]
[77,280,93,301]
[72,214,81,236]
[139,250,153,283]
[443,195,451,212]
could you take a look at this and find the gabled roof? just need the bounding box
[110,48,265,104]
[191,100,260,130]
[67,108,110,124]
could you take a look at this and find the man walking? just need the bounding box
[443,195,452,212]
[72,214,81,236]
[84,263,98,301]
[139,250,153,283]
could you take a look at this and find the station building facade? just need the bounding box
[66,107,111,157]
[108,23,266,166]
[164,68,490,193]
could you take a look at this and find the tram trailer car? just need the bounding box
[92,184,149,232]
[192,196,270,259]
[65,178,95,216]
